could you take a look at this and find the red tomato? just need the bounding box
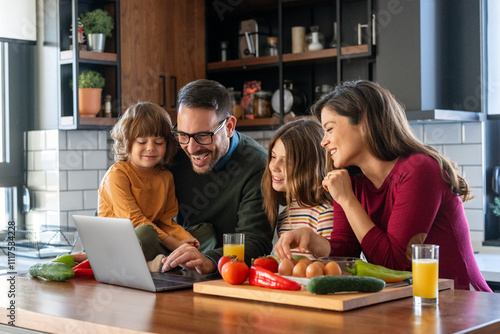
[217,256,232,273]
[253,256,279,273]
[221,260,249,285]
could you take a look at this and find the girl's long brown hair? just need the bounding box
[313,80,471,201]
[261,118,332,228]
[111,102,178,169]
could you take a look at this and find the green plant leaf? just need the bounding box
[489,196,500,217]
[77,70,105,89]
[79,9,114,37]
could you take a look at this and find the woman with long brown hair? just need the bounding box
[274,80,491,291]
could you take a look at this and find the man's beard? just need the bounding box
[187,146,224,175]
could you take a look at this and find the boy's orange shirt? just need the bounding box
[98,161,192,241]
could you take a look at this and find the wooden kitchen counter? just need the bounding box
[1,274,500,333]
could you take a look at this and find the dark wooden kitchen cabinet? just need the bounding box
[120,0,205,123]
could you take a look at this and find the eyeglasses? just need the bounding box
[172,118,228,145]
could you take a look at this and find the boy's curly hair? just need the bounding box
[110,102,178,169]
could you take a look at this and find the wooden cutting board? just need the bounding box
[193,278,454,312]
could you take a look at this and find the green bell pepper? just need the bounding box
[346,260,412,283]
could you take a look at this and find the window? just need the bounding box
[0,42,7,163]
[0,187,16,225]
[0,42,15,229]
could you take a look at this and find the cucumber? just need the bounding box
[307,275,386,294]
[29,262,75,282]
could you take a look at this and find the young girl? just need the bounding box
[98,102,198,266]
[262,118,333,260]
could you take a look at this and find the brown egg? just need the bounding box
[292,261,308,277]
[324,261,342,276]
[306,262,325,278]
[313,261,325,270]
[297,258,312,266]
[278,258,294,276]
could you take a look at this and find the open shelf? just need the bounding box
[206,0,373,130]
[60,50,118,62]
[236,117,280,127]
[60,116,118,128]
[207,55,279,71]
[207,45,369,71]
[79,117,118,126]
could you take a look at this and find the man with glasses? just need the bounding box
[161,79,273,275]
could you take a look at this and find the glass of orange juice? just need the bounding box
[223,233,245,261]
[412,244,439,307]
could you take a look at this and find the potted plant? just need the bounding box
[79,9,114,52]
[76,70,105,117]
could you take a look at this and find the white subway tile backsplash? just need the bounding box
[83,151,108,170]
[424,123,462,144]
[466,209,484,231]
[463,166,483,188]
[59,150,83,170]
[98,169,107,185]
[46,210,60,227]
[83,190,98,210]
[67,170,98,190]
[59,171,67,191]
[59,130,67,150]
[98,131,108,150]
[46,171,59,191]
[27,150,34,171]
[28,171,46,190]
[444,144,482,165]
[67,131,99,150]
[28,130,46,151]
[60,211,68,228]
[59,191,83,211]
[469,231,484,252]
[463,188,483,210]
[410,124,424,141]
[462,122,482,144]
[45,130,59,150]
[429,145,443,154]
[26,211,47,231]
[34,190,59,211]
[34,150,58,171]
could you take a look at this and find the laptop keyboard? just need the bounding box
[153,278,189,288]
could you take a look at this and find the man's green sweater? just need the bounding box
[170,132,273,267]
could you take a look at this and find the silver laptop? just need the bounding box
[72,215,219,292]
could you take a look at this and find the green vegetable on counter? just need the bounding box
[51,254,76,268]
[345,260,412,283]
[307,275,386,294]
[29,262,75,282]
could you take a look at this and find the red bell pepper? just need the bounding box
[249,265,302,291]
[73,259,92,270]
[74,268,94,278]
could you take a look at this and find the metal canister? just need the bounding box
[253,90,272,118]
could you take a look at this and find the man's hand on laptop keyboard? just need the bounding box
[162,243,216,275]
